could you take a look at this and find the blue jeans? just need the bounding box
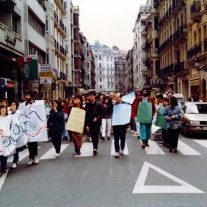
[140,123,152,142]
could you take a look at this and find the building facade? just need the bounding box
[0,0,25,101]
[133,5,150,89]
[156,0,188,97]
[125,49,134,92]
[92,42,116,92]
[114,51,127,93]
[187,0,207,100]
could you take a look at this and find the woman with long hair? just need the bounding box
[47,100,65,157]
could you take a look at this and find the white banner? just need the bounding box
[0,101,48,156]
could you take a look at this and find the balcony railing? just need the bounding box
[159,64,174,77]
[191,0,202,23]
[0,0,16,12]
[187,43,202,59]
[204,0,207,13]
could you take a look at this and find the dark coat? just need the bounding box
[47,109,65,132]
[85,101,104,126]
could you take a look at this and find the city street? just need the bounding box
[0,132,207,207]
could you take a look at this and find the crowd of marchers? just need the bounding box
[0,88,187,176]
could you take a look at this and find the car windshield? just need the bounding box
[196,104,207,114]
[184,103,207,114]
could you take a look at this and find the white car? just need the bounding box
[182,102,207,136]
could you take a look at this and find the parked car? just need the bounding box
[182,102,207,136]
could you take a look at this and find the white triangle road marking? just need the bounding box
[194,140,207,149]
[0,170,9,192]
[133,162,204,194]
[40,144,69,160]
[111,139,129,156]
[178,140,200,155]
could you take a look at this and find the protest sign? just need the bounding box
[112,104,131,126]
[137,102,152,124]
[66,107,86,133]
[122,92,135,104]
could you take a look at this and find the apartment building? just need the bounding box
[133,5,150,89]
[0,0,24,101]
[187,0,207,100]
[156,0,188,96]
[92,42,116,92]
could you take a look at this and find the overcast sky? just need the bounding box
[72,0,147,51]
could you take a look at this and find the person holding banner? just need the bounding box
[9,102,26,169]
[48,100,65,157]
[71,95,84,157]
[0,106,10,175]
[24,92,40,166]
[85,91,104,156]
[112,93,131,158]
[137,88,155,149]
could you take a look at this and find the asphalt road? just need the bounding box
[0,133,207,207]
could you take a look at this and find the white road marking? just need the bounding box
[111,139,129,156]
[76,143,93,157]
[8,146,41,163]
[144,140,165,155]
[0,170,9,192]
[133,162,204,194]
[40,144,69,160]
[194,140,207,149]
[178,140,200,155]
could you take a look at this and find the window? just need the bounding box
[99,63,101,68]
[100,78,102,82]
[100,85,102,89]
[99,55,101,60]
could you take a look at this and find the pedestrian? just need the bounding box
[112,93,128,158]
[155,98,169,147]
[24,92,40,166]
[137,88,155,149]
[9,102,26,169]
[71,95,84,157]
[61,100,69,140]
[164,96,182,153]
[100,96,113,141]
[0,106,10,175]
[85,91,104,156]
[130,90,141,137]
[47,100,65,157]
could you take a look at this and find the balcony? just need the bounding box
[55,0,66,14]
[174,62,186,73]
[0,0,16,12]
[191,1,202,23]
[204,0,207,13]
[187,43,202,59]
[159,64,174,77]
[172,0,185,12]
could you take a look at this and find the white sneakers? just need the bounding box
[119,150,124,156]
[11,163,17,169]
[27,159,34,166]
[27,157,39,166]
[55,153,60,157]
[114,152,120,158]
